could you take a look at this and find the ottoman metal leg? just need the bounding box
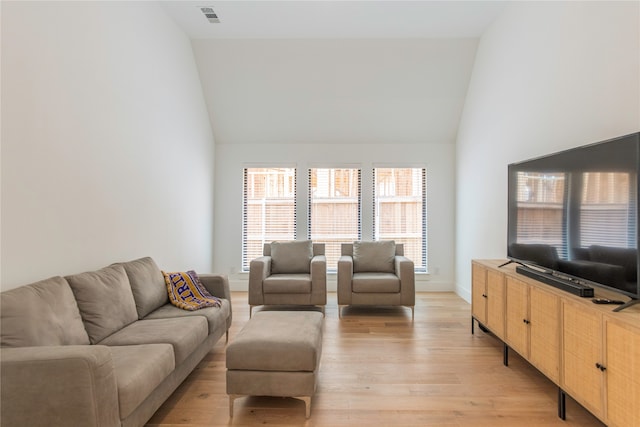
[229,394,237,417]
[293,396,311,418]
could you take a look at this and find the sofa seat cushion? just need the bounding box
[352,272,400,293]
[109,344,175,419]
[114,257,168,319]
[263,274,311,294]
[66,265,138,344]
[98,317,207,365]
[1,276,90,347]
[144,300,231,337]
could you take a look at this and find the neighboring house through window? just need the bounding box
[308,168,361,270]
[242,167,296,271]
[373,167,427,272]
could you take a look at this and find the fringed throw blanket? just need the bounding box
[163,270,222,311]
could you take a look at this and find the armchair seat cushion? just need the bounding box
[352,273,400,293]
[263,274,312,294]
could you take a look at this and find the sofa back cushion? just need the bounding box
[0,276,90,347]
[353,240,396,273]
[114,257,168,318]
[66,265,138,344]
[270,240,313,274]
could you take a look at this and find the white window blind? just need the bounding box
[242,167,296,271]
[373,168,427,271]
[515,172,567,257]
[580,172,637,249]
[308,168,361,269]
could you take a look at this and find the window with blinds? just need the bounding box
[373,168,427,272]
[515,172,567,258]
[308,168,361,269]
[242,167,296,271]
[580,172,637,249]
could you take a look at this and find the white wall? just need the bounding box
[1,2,215,290]
[192,39,470,291]
[455,1,640,301]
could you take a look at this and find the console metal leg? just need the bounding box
[503,343,509,366]
[558,388,566,420]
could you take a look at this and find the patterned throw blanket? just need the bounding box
[163,270,222,311]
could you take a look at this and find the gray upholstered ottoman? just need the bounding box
[226,311,324,418]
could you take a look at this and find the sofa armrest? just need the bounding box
[1,345,120,427]
[199,274,231,301]
[248,256,271,305]
[395,256,416,306]
[199,274,233,329]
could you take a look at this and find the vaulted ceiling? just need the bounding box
[161,1,506,39]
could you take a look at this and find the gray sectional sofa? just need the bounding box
[0,257,232,427]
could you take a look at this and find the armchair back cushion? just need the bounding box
[115,257,168,318]
[353,241,396,273]
[0,276,90,347]
[66,265,138,344]
[270,240,313,274]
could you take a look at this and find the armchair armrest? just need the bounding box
[248,256,271,305]
[310,255,327,305]
[1,345,120,427]
[337,255,354,304]
[395,256,416,306]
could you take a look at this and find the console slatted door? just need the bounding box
[529,287,560,383]
[486,269,505,339]
[471,263,487,325]
[505,277,529,357]
[605,318,640,427]
[562,301,604,420]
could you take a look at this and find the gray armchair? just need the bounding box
[248,240,327,317]
[337,241,415,319]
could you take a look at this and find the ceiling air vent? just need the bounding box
[200,7,220,24]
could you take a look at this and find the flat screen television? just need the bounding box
[506,132,639,312]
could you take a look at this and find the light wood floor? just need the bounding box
[146,292,605,427]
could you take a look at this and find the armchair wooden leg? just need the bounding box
[249,305,254,318]
[409,306,415,321]
[338,305,346,318]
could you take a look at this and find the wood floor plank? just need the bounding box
[146,292,605,426]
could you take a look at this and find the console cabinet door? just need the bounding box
[529,287,559,383]
[605,318,640,427]
[505,276,529,357]
[562,301,604,419]
[486,269,505,339]
[471,263,487,325]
